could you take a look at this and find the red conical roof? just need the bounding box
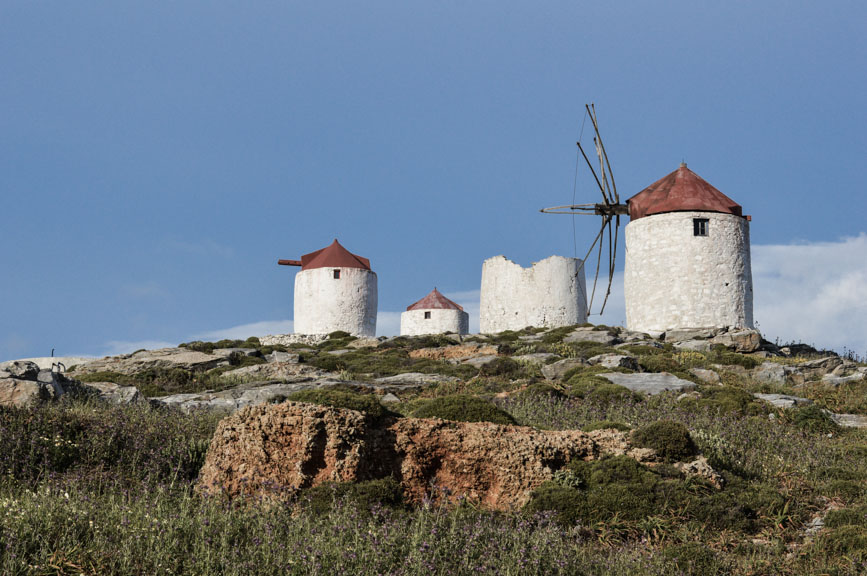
[627,163,742,221]
[300,239,371,271]
[406,288,464,311]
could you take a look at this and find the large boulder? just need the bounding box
[710,329,762,353]
[198,401,643,509]
[0,377,64,407]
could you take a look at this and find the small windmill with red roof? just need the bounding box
[279,239,378,337]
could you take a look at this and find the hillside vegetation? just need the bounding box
[1,324,865,575]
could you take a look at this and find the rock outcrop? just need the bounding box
[74,347,227,376]
[198,401,638,509]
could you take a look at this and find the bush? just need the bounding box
[411,394,517,425]
[685,386,766,416]
[303,477,404,515]
[812,525,867,560]
[478,357,524,379]
[824,505,867,528]
[514,383,566,401]
[632,421,697,462]
[662,542,725,575]
[285,389,396,422]
[789,404,839,435]
[706,347,762,369]
[523,482,587,526]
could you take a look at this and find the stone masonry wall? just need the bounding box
[479,255,587,333]
[294,267,378,337]
[624,211,753,334]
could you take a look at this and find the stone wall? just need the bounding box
[400,308,469,336]
[624,211,753,334]
[479,255,587,333]
[294,267,378,337]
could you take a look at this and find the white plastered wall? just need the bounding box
[624,211,753,334]
[400,309,469,336]
[479,255,587,333]
[293,267,378,337]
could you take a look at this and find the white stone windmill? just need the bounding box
[278,239,378,337]
[542,104,754,334]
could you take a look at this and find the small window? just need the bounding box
[333,269,341,279]
[424,311,431,319]
[693,218,709,236]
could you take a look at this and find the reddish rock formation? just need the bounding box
[198,401,641,509]
[408,343,498,361]
[391,417,597,508]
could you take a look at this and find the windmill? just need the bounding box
[540,104,628,316]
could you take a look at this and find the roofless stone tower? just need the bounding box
[624,163,754,334]
[279,239,377,337]
[400,288,469,336]
[479,255,587,333]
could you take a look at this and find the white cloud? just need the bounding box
[195,320,294,341]
[752,233,867,354]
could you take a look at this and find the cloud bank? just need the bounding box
[752,233,867,354]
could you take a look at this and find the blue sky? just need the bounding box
[2,1,866,360]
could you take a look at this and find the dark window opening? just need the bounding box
[693,218,709,236]
[333,269,341,279]
[424,311,431,319]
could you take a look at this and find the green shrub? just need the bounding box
[822,479,863,501]
[303,477,404,515]
[479,357,524,379]
[812,525,867,560]
[632,421,697,462]
[689,490,758,532]
[582,420,632,432]
[662,542,725,575]
[286,389,396,421]
[514,383,566,401]
[789,404,839,435]
[824,505,867,528]
[523,482,587,526]
[685,386,766,416]
[540,325,580,344]
[411,394,517,425]
[706,347,762,369]
[637,354,680,373]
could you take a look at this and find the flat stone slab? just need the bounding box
[461,355,499,368]
[597,372,696,395]
[373,372,459,387]
[513,353,559,365]
[673,340,712,352]
[588,354,638,370]
[541,358,587,381]
[690,368,721,384]
[564,328,621,346]
[830,413,867,428]
[753,393,813,409]
[821,373,864,386]
[75,348,227,376]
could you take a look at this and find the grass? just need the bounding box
[2,331,866,574]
